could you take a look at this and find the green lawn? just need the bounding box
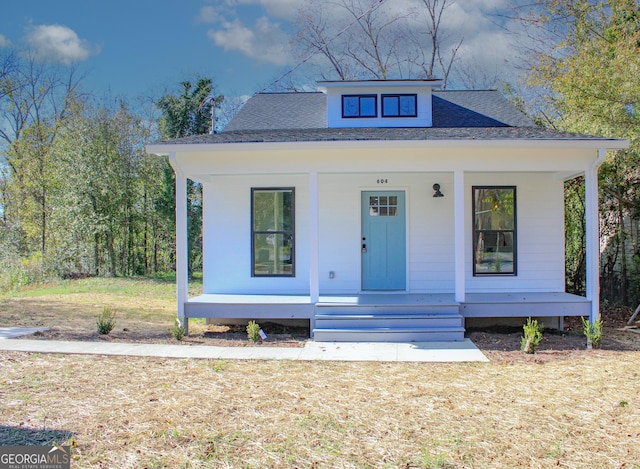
[0,275,202,337]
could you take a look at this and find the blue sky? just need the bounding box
[0,1,522,101]
[0,1,296,100]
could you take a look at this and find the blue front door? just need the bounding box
[361,191,406,290]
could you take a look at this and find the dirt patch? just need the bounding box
[26,321,310,348]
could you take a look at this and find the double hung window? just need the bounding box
[251,188,295,277]
[473,186,517,275]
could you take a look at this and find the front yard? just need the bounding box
[1,277,639,467]
[1,351,639,468]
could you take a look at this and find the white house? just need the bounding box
[147,80,628,342]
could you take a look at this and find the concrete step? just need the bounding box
[312,327,466,342]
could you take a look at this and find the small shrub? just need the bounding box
[211,360,225,372]
[520,317,543,354]
[246,320,261,342]
[171,317,187,341]
[96,307,117,335]
[581,316,603,349]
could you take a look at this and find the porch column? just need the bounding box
[585,149,605,323]
[170,153,189,331]
[454,170,466,303]
[309,171,320,304]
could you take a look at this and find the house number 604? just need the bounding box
[377,178,388,184]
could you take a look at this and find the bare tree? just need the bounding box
[341,0,410,79]
[293,0,413,80]
[406,0,463,87]
[292,0,463,87]
[294,1,352,80]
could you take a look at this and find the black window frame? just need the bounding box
[251,187,295,278]
[472,185,517,276]
[341,94,377,118]
[381,94,417,118]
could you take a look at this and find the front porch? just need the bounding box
[185,292,590,342]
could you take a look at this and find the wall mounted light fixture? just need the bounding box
[433,183,444,197]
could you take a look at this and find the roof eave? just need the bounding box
[146,138,629,156]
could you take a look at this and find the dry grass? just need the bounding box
[1,351,639,468]
[0,277,308,346]
[0,277,188,336]
[1,277,640,467]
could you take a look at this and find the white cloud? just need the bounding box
[0,34,11,48]
[229,0,301,20]
[25,24,97,65]
[197,6,222,23]
[396,0,525,85]
[207,16,292,65]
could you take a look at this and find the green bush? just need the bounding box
[96,307,117,335]
[246,320,261,342]
[0,250,71,293]
[520,317,543,354]
[171,317,187,341]
[581,316,603,349]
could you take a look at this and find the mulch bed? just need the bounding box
[27,321,311,348]
[468,305,640,362]
[21,307,640,361]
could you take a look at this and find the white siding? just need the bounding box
[323,84,434,128]
[465,173,565,293]
[203,174,310,294]
[318,172,455,293]
[202,170,566,296]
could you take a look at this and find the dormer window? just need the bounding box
[320,80,441,128]
[342,95,377,118]
[382,94,417,117]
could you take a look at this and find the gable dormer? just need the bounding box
[317,79,443,129]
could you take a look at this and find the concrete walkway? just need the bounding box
[0,327,50,339]
[0,328,488,362]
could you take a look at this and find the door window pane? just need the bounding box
[369,193,398,217]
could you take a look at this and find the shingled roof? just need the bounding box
[224,92,327,131]
[164,126,621,145]
[223,90,533,132]
[432,91,533,127]
[154,89,623,146]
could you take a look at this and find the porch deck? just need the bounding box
[185,292,590,319]
[186,292,590,342]
[462,292,591,317]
